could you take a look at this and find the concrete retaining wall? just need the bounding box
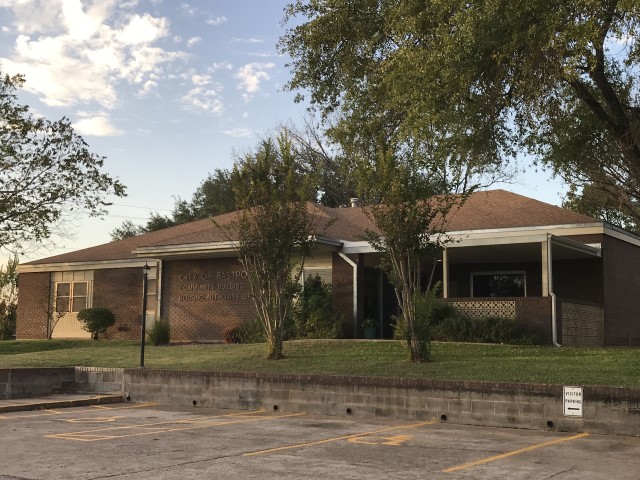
[120,369,640,437]
[0,368,76,399]
[3,367,639,437]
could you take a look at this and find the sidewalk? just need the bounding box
[0,393,123,414]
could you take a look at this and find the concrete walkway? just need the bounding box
[0,393,123,414]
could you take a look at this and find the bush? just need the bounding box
[290,275,342,339]
[431,314,535,344]
[393,289,434,362]
[77,307,115,340]
[0,301,16,340]
[223,325,241,344]
[238,318,266,344]
[147,318,170,346]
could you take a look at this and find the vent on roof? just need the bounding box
[350,198,360,208]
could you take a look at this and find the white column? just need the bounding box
[541,240,549,297]
[442,248,449,299]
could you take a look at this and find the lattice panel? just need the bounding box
[450,300,516,319]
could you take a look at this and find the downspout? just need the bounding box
[548,235,561,347]
[338,252,358,338]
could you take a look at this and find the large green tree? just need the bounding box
[281,0,640,221]
[0,72,125,250]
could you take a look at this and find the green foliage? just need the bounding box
[77,308,116,340]
[0,302,16,340]
[359,153,462,363]
[220,132,321,360]
[0,255,18,340]
[238,318,266,344]
[291,275,342,339]
[393,290,433,362]
[432,316,535,345]
[146,318,170,346]
[0,72,125,250]
[281,1,640,224]
[563,184,640,234]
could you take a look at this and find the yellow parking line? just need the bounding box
[47,412,305,442]
[243,419,437,457]
[443,432,590,473]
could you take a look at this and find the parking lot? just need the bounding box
[0,402,638,479]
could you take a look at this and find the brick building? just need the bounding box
[16,190,640,346]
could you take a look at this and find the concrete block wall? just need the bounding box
[0,368,75,399]
[119,369,640,437]
[74,367,124,394]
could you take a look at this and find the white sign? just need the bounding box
[563,386,583,417]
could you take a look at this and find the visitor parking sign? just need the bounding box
[563,386,584,417]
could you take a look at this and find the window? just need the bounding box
[55,281,89,312]
[471,271,526,298]
[146,277,157,315]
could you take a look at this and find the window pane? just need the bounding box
[72,297,87,312]
[73,282,87,296]
[56,297,70,313]
[473,274,525,297]
[56,283,70,297]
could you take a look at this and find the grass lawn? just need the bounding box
[1,339,639,387]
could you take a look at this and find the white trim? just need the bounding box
[604,224,640,248]
[133,241,239,257]
[18,259,159,274]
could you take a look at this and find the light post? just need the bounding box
[140,262,150,368]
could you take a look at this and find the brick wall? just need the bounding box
[93,268,143,340]
[447,297,552,344]
[16,272,51,339]
[560,301,605,347]
[602,235,640,345]
[162,258,256,341]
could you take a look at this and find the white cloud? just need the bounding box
[117,13,168,45]
[179,2,196,16]
[181,73,224,114]
[210,61,232,71]
[223,127,252,138]
[231,37,264,44]
[206,16,227,26]
[187,36,201,48]
[0,1,182,109]
[235,62,275,99]
[72,113,123,136]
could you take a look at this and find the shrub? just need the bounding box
[393,289,434,362]
[147,318,170,346]
[77,307,115,340]
[431,314,536,344]
[0,301,16,340]
[223,325,241,344]
[238,318,266,344]
[291,275,342,339]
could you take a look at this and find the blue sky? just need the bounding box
[0,0,566,262]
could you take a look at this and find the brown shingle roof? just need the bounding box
[25,190,598,265]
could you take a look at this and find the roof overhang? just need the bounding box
[133,241,240,259]
[17,258,159,274]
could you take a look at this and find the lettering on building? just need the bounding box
[175,271,250,302]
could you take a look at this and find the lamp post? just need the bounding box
[140,262,150,368]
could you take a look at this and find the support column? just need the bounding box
[442,248,449,299]
[541,240,549,297]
